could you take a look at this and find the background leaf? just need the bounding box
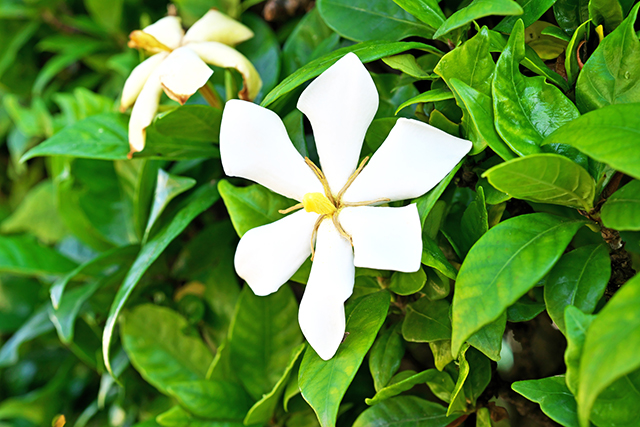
[601,180,640,230]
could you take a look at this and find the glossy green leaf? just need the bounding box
[589,0,623,30]
[421,235,457,280]
[156,405,244,427]
[369,323,404,391]
[492,21,580,156]
[0,235,76,276]
[395,88,453,115]
[261,41,442,107]
[512,376,579,427]
[507,295,546,322]
[577,273,640,426]
[218,180,293,237]
[451,213,586,355]
[392,0,445,29]
[525,21,569,60]
[553,0,589,33]
[413,161,463,227]
[228,286,302,401]
[365,369,436,406]
[167,380,253,420]
[103,183,219,376]
[542,103,640,180]
[447,345,470,416]
[402,298,451,343]
[0,305,53,367]
[389,268,426,296]
[317,0,434,42]
[281,8,334,78]
[563,305,594,395]
[467,311,506,361]
[143,169,196,241]
[382,54,432,79]
[459,186,488,257]
[575,3,640,112]
[565,20,590,85]
[484,154,595,210]
[544,244,610,333]
[429,340,455,371]
[299,291,390,427]
[601,180,640,230]
[433,0,523,39]
[494,0,557,33]
[244,344,305,425]
[354,395,457,427]
[461,347,491,405]
[121,304,213,393]
[423,369,457,404]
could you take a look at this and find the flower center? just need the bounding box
[302,192,336,215]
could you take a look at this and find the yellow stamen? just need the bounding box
[304,157,336,205]
[278,202,303,215]
[128,30,172,53]
[336,156,370,202]
[310,215,326,261]
[302,193,336,215]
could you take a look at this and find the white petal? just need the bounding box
[339,205,422,272]
[157,47,213,104]
[299,220,354,360]
[187,41,262,100]
[128,68,163,153]
[297,52,378,192]
[342,118,472,204]
[235,210,318,296]
[142,16,184,50]
[183,9,254,46]
[120,52,167,111]
[220,99,323,201]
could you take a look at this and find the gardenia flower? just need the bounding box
[121,9,262,154]
[220,53,471,360]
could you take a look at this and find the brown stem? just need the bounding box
[198,84,222,109]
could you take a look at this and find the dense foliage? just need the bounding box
[1,0,639,426]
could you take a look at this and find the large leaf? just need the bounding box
[577,274,640,426]
[451,213,586,355]
[512,376,579,427]
[494,0,558,32]
[588,0,623,31]
[317,0,435,42]
[261,41,442,107]
[0,235,76,276]
[121,305,214,394]
[227,286,302,400]
[492,20,580,156]
[541,103,640,180]
[103,183,219,375]
[553,0,590,33]
[353,395,458,427]
[575,3,640,112]
[299,291,390,427]
[483,154,595,210]
[601,180,640,230]
[402,298,451,343]
[544,244,610,333]
[166,380,253,420]
[433,0,523,39]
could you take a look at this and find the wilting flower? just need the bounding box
[121,9,262,154]
[220,53,471,360]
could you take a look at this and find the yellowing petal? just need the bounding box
[141,16,184,50]
[299,220,354,360]
[157,47,213,105]
[128,69,162,154]
[235,210,317,296]
[342,118,472,204]
[120,52,168,111]
[183,9,254,46]
[188,41,262,101]
[339,205,422,273]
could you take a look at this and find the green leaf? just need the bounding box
[467,312,506,361]
[429,340,455,371]
[369,323,404,392]
[317,0,435,42]
[512,376,579,427]
[0,305,54,367]
[575,3,640,112]
[103,183,219,376]
[84,0,122,32]
[525,21,569,60]
[458,186,488,257]
[227,286,302,400]
[166,380,253,420]
[353,395,457,427]
[588,0,623,30]
[553,0,590,33]
[433,0,523,39]
[121,304,213,394]
[447,345,470,416]
[544,244,610,333]
[0,235,77,276]
[541,103,640,180]
[395,88,453,115]
[461,347,491,406]
[492,21,580,156]
[483,154,595,210]
[451,213,586,355]
[565,20,590,85]
[144,169,196,241]
[156,405,244,427]
[507,295,546,322]
[244,344,305,425]
[299,291,390,427]
[389,268,426,295]
[601,180,640,230]
[494,0,557,33]
[261,41,442,107]
[382,54,433,79]
[281,8,334,78]
[421,235,457,280]
[218,180,293,237]
[577,273,640,426]
[365,369,437,405]
[392,0,445,29]
[413,161,463,227]
[402,298,451,343]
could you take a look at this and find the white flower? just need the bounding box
[220,53,471,360]
[120,9,262,154]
